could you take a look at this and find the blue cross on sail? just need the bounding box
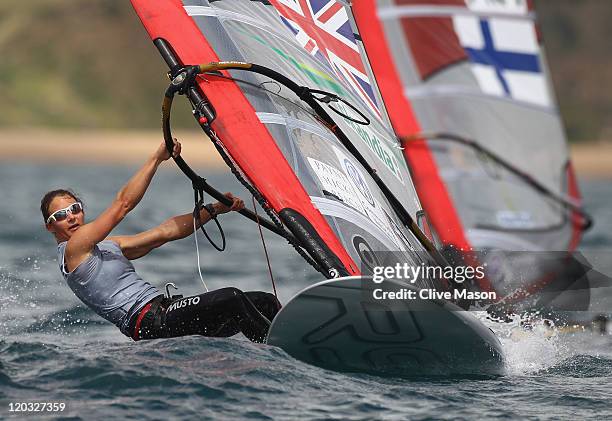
[452,13,552,108]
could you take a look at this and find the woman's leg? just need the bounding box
[244,291,282,321]
[139,287,280,342]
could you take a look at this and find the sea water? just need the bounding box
[1,162,612,420]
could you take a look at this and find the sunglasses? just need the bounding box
[46,202,83,224]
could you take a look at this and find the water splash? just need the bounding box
[476,312,584,375]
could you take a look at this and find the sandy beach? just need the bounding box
[0,129,610,178]
[570,142,612,179]
[0,129,225,168]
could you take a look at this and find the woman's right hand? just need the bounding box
[214,192,245,215]
[155,138,181,162]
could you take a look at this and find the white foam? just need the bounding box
[474,312,580,375]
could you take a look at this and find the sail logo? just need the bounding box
[333,147,408,252]
[307,157,367,214]
[334,102,405,184]
[352,235,380,271]
[309,152,410,252]
[344,158,375,206]
[496,210,536,229]
[167,296,200,312]
[452,12,551,107]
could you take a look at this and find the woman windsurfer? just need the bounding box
[41,139,280,342]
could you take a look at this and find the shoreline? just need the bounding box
[1,129,610,178]
[570,142,612,179]
[0,129,225,167]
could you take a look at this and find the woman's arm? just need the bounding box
[64,140,180,271]
[110,193,245,260]
[113,140,180,216]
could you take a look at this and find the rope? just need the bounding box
[192,213,209,292]
[193,188,226,252]
[252,195,278,299]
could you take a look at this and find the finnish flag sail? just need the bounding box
[452,1,551,107]
[352,0,585,254]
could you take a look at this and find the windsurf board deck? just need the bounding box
[266,277,505,377]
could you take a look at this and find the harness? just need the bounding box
[131,295,171,340]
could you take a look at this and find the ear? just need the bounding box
[45,221,56,234]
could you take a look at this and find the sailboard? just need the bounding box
[130,0,506,375]
[267,276,505,377]
[348,0,593,308]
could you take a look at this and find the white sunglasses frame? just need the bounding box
[46,202,83,224]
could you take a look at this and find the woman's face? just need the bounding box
[45,195,85,242]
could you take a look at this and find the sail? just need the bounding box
[130,0,442,288]
[351,0,586,254]
[345,0,592,305]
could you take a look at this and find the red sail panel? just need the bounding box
[401,16,467,80]
[395,0,468,79]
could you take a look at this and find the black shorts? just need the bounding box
[130,287,281,343]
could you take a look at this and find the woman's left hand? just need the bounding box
[155,138,181,162]
[214,192,245,215]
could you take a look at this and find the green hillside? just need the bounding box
[1,0,610,141]
[537,0,612,141]
[0,0,194,129]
